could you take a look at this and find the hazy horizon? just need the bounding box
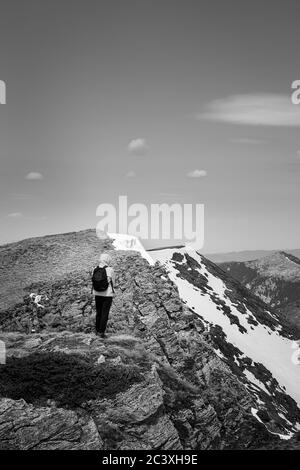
[1,225,300,257]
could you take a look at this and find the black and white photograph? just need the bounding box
[0,0,300,458]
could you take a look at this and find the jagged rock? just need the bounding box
[0,232,295,449]
[0,398,102,450]
[0,329,272,450]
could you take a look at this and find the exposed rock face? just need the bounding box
[259,432,300,450]
[150,248,300,437]
[0,245,277,450]
[0,330,275,450]
[0,397,102,450]
[0,332,182,450]
[0,231,298,449]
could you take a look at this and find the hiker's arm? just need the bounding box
[90,268,94,294]
[108,269,116,290]
[112,269,116,287]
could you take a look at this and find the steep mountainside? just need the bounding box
[0,231,299,449]
[150,247,300,438]
[219,251,300,330]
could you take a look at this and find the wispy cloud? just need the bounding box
[127,138,148,155]
[10,193,32,200]
[7,212,23,218]
[25,172,44,180]
[197,94,300,127]
[6,212,47,221]
[125,170,136,178]
[229,137,266,144]
[187,169,207,178]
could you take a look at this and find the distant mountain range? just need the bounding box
[219,251,300,331]
[206,249,300,264]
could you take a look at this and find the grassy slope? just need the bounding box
[0,229,113,311]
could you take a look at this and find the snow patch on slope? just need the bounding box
[251,408,293,440]
[108,233,154,265]
[150,247,300,409]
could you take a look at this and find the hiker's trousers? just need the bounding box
[95,296,113,334]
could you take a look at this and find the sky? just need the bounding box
[1,0,300,253]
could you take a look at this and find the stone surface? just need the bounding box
[0,232,296,449]
[0,397,102,450]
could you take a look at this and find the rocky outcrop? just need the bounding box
[0,249,279,450]
[0,232,297,449]
[149,248,300,436]
[0,397,102,450]
[0,330,276,450]
[0,332,183,450]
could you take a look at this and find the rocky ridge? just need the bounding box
[0,231,299,449]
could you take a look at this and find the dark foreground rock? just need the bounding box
[0,327,278,450]
[0,397,101,450]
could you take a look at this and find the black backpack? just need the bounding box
[92,266,109,292]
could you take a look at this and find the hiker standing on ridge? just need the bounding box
[28,293,47,334]
[92,253,115,338]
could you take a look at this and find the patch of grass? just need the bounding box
[157,364,198,410]
[0,352,143,409]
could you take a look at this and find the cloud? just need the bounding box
[127,138,148,155]
[187,169,207,178]
[229,137,266,144]
[25,172,44,180]
[197,94,300,127]
[125,170,136,178]
[7,212,23,218]
[6,212,47,221]
[10,193,32,200]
